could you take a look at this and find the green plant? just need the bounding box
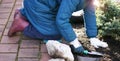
[96,0,120,40]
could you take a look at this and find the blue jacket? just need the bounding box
[20,0,97,42]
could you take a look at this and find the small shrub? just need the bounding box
[96,0,120,40]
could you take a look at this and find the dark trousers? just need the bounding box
[23,24,62,40]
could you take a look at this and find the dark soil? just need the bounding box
[71,18,120,61]
[97,36,120,61]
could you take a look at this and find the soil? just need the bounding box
[72,22,120,61]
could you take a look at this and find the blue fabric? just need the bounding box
[74,46,85,53]
[23,24,62,40]
[21,0,97,42]
[83,0,97,38]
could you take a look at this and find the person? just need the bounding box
[8,0,108,55]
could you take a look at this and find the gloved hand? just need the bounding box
[90,37,108,48]
[70,38,88,54]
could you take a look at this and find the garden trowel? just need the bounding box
[70,45,103,57]
[87,51,103,57]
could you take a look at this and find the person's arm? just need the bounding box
[83,0,97,38]
[83,0,108,48]
[56,0,79,42]
[56,0,87,53]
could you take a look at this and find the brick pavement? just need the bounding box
[0,0,51,61]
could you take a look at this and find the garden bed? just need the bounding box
[72,23,120,61]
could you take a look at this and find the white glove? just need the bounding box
[70,38,82,48]
[90,38,108,48]
[46,41,74,61]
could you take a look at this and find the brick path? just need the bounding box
[0,0,50,61]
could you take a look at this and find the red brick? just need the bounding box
[18,58,38,61]
[20,40,40,48]
[0,3,13,8]
[0,13,10,19]
[15,1,22,6]
[39,53,51,61]
[9,12,14,21]
[0,8,11,13]
[0,25,5,32]
[2,0,14,4]
[0,19,8,25]
[18,49,39,58]
[6,21,12,28]
[0,25,4,28]
[3,28,9,35]
[0,44,18,52]
[1,36,20,44]
[0,54,16,61]
[40,44,48,53]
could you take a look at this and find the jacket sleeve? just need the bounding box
[83,0,97,38]
[56,0,79,42]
